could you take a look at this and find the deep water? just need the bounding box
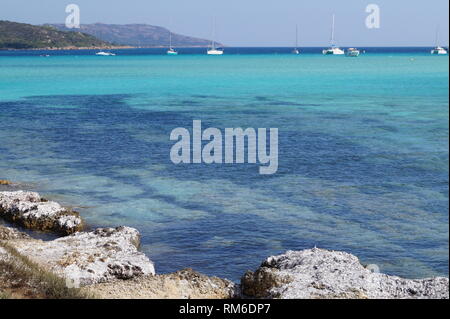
[0,48,448,281]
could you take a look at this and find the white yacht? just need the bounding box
[167,31,178,55]
[431,46,448,55]
[323,15,345,55]
[346,48,360,57]
[95,51,116,56]
[207,48,224,55]
[323,46,345,55]
[292,25,300,55]
[207,18,224,55]
[431,26,448,55]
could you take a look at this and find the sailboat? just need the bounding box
[292,25,300,54]
[323,14,345,55]
[207,18,224,55]
[167,30,178,55]
[431,26,448,55]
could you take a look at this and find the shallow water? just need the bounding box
[0,48,448,281]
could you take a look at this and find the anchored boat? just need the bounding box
[431,46,448,55]
[431,26,448,55]
[292,25,300,55]
[207,18,224,55]
[323,14,345,55]
[167,30,178,55]
[95,51,116,56]
[346,48,360,57]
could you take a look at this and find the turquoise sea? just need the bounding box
[0,48,448,281]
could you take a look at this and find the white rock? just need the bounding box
[0,191,83,235]
[11,226,155,286]
[241,248,449,299]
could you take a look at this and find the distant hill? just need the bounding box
[49,23,218,47]
[0,20,115,49]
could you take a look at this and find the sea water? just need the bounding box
[0,48,448,281]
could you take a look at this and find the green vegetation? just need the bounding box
[0,241,94,299]
[0,20,111,49]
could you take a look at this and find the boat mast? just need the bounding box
[435,25,440,47]
[295,24,299,49]
[331,14,336,47]
[168,17,175,51]
[211,17,216,50]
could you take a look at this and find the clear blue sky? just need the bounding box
[1,0,448,46]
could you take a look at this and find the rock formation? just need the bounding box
[8,226,155,286]
[241,248,449,299]
[0,191,83,235]
[2,190,448,299]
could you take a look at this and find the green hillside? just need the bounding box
[0,20,112,49]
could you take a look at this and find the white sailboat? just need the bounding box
[292,25,300,54]
[167,31,178,55]
[323,14,345,55]
[431,26,448,55]
[207,18,224,55]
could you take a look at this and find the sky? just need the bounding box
[1,0,449,47]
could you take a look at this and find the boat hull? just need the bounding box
[431,49,448,55]
[207,49,224,55]
[346,49,360,57]
[96,52,116,56]
[323,49,345,55]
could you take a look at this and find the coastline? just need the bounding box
[1,181,448,299]
[0,45,134,51]
[0,45,217,51]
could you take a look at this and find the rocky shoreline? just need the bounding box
[0,45,134,51]
[242,249,449,299]
[0,45,213,51]
[1,188,448,299]
[0,191,83,235]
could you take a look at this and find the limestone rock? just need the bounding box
[241,248,449,299]
[0,191,83,235]
[83,268,236,299]
[10,226,155,286]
